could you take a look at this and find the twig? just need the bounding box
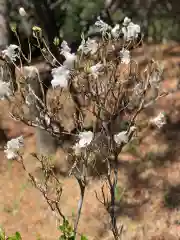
[74,177,86,237]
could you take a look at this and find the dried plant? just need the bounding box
[0,15,177,239]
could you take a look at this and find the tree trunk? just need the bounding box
[0,0,9,50]
[22,62,58,156]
